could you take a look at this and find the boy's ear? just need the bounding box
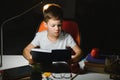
[43,21,47,28]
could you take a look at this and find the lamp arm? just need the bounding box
[0,1,43,67]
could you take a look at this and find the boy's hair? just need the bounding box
[43,3,63,22]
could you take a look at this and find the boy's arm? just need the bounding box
[23,43,35,64]
[71,45,83,63]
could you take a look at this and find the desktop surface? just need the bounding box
[0,55,29,70]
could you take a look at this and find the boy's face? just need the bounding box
[45,19,62,37]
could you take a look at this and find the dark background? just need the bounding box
[1,0,120,55]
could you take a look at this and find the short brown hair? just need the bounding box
[43,3,63,22]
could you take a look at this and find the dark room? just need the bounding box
[0,0,120,80]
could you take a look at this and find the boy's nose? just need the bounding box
[55,26,59,30]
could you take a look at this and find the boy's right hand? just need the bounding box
[28,59,34,64]
[28,55,35,64]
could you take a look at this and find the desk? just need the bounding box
[0,55,112,80]
[72,73,112,80]
[0,55,29,70]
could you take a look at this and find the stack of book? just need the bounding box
[84,53,106,73]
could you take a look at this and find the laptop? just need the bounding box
[30,49,71,63]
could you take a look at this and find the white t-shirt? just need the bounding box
[31,30,76,50]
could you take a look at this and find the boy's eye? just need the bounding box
[51,24,61,27]
[51,25,55,27]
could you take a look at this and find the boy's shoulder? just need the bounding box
[36,30,47,36]
[37,30,47,34]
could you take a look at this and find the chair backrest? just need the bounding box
[38,20,80,46]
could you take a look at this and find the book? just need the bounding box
[31,49,52,63]
[84,53,106,73]
[31,48,52,53]
[30,48,71,63]
[85,53,106,64]
[84,61,105,73]
[85,61,105,68]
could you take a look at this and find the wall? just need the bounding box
[75,0,120,54]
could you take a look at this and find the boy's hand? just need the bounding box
[28,56,35,64]
[28,58,35,64]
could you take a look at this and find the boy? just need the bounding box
[23,3,83,80]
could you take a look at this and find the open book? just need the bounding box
[30,48,71,63]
